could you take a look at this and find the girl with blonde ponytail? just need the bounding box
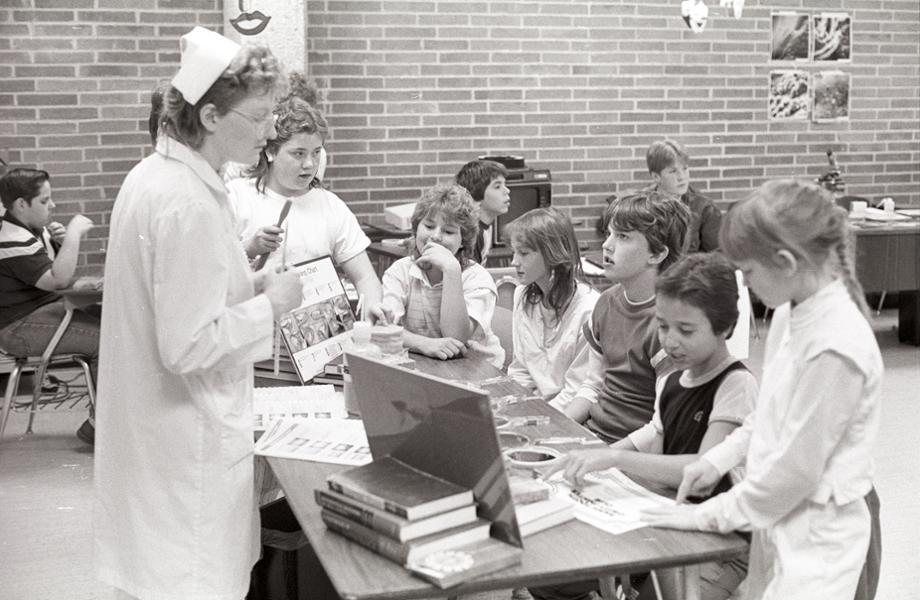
[643,179,883,600]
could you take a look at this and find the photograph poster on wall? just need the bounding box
[768,70,810,121]
[771,12,810,61]
[278,255,357,384]
[812,70,851,122]
[813,13,852,62]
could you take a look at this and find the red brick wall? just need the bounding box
[2,0,918,259]
[0,0,222,269]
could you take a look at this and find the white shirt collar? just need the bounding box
[155,136,226,196]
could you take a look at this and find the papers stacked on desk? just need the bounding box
[252,385,346,431]
[255,417,370,466]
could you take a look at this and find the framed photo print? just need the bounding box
[769,70,810,120]
[813,13,852,62]
[771,12,810,61]
[813,70,851,122]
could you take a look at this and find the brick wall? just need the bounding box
[305,0,920,241]
[1,0,918,259]
[0,0,223,269]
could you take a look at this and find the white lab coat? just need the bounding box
[94,137,275,600]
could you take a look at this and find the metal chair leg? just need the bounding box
[74,355,96,418]
[876,291,887,316]
[1,361,24,441]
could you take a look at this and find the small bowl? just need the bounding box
[493,415,511,429]
[497,431,530,449]
[502,446,562,467]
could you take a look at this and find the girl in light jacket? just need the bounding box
[644,179,883,600]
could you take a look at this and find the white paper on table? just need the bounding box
[543,468,674,535]
[254,417,371,466]
[253,385,347,431]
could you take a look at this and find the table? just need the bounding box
[266,354,747,600]
[852,220,920,345]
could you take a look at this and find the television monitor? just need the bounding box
[493,169,552,245]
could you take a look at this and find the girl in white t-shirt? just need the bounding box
[504,208,598,407]
[227,97,384,311]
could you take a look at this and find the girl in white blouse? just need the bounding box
[643,179,883,600]
[505,208,598,408]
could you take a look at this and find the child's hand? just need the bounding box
[246,225,284,258]
[368,302,396,325]
[675,459,721,503]
[640,503,699,531]
[47,221,66,243]
[417,336,466,360]
[541,448,618,488]
[66,215,94,239]
[415,241,460,275]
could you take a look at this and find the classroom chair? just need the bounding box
[0,301,96,441]
[487,266,520,311]
[491,305,514,370]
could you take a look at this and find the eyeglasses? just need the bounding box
[227,107,276,134]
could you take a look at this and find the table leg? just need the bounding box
[898,291,920,345]
[678,563,702,600]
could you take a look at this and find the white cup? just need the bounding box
[850,200,868,219]
[880,197,895,213]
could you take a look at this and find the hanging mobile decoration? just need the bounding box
[680,0,709,33]
[720,0,745,19]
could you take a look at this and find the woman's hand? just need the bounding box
[262,267,302,318]
[542,448,619,488]
[415,241,460,275]
[676,459,722,503]
[640,503,699,531]
[245,225,284,258]
[416,336,466,360]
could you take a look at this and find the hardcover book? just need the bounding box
[320,508,489,564]
[315,488,478,542]
[406,537,523,589]
[515,496,574,537]
[278,255,358,384]
[326,455,474,521]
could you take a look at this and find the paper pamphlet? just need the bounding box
[278,256,358,383]
[252,385,347,431]
[543,468,674,536]
[255,416,371,466]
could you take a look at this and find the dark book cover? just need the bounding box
[315,488,478,542]
[406,537,522,589]
[326,456,474,521]
[320,508,489,565]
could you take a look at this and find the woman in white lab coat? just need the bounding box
[93,28,302,600]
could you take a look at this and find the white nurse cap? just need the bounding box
[171,26,241,104]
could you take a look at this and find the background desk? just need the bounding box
[852,221,920,345]
[267,355,746,600]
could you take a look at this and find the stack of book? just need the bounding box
[508,472,574,537]
[318,455,522,588]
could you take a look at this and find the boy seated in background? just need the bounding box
[454,159,510,265]
[0,168,97,445]
[646,138,721,253]
[557,192,690,443]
